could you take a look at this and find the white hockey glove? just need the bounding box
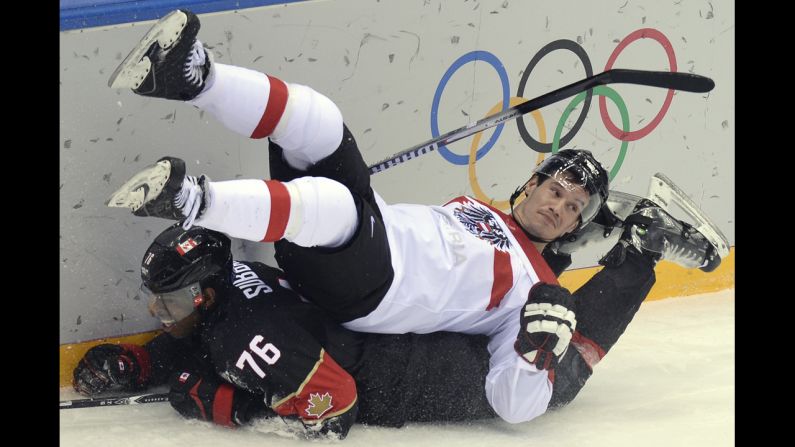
[515,283,577,370]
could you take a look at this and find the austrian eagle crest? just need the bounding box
[454,201,510,251]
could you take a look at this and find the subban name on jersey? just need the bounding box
[232,261,273,298]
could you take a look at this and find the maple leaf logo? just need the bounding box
[305,392,334,418]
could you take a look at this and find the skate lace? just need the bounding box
[632,205,706,268]
[175,176,204,229]
[663,232,705,268]
[183,40,206,87]
[665,242,697,262]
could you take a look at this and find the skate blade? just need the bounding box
[605,190,644,221]
[108,10,188,89]
[647,173,730,259]
[106,161,171,211]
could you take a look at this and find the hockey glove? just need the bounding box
[515,283,577,370]
[168,370,268,427]
[73,344,151,395]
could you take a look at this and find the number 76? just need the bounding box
[235,335,281,379]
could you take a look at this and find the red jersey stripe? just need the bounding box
[212,383,236,427]
[571,331,607,370]
[273,350,357,422]
[487,248,513,310]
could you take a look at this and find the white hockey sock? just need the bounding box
[188,64,343,171]
[269,83,343,170]
[195,177,357,248]
[189,63,287,138]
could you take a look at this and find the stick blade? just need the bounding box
[607,69,715,93]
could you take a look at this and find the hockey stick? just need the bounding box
[60,392,169,410]
[367,69,715,174]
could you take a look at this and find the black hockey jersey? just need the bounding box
[199,260,362,426]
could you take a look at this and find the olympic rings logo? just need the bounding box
[430,28,678,210]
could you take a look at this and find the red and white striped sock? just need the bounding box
[189,64,343,170]
[195,177,357,247]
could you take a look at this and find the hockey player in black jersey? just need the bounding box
[73,213,680,438]
[74,223,499,438]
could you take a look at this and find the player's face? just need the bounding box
[157,310,200,338]
[143,283,206,338]
[513,174,590,241]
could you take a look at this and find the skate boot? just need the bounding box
[106,156,210,228]
[108,9,212,101]
[608,199,721,272]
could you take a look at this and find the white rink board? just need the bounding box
[60,0,735,347]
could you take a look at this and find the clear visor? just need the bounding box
[139,283,203,325]
[543,168,603,227]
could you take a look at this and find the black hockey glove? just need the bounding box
[168,370,269,427]
[515,283,577,370]
[73,344,151,395]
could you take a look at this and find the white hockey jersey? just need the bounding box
[345,193,560,423]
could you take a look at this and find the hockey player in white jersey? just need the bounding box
[105,10,724,424]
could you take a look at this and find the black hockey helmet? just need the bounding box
[509,149,610,234]
[138,223,232,324]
